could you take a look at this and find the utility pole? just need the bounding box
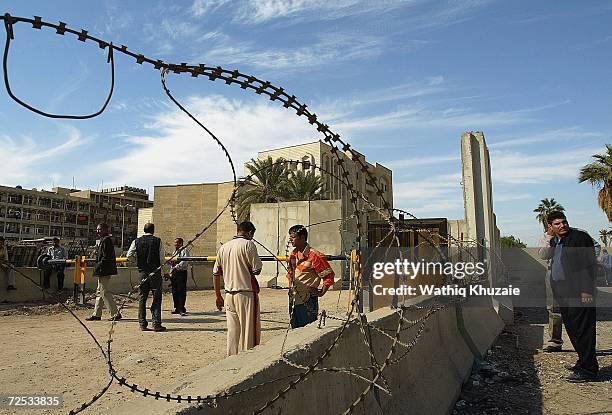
[115,203,133,251]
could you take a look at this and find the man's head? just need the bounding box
[289,225,308,249]
[547,211,569,238]
[96,223,109,237]
[174,237,183,250]
[237,221,256,240]
[144,223,155,235]
[53,237,60,246]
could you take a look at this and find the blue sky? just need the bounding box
[0,0,610,245]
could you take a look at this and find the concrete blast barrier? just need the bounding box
[117,295,504,415]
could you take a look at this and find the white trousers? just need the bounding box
[225,291,260,356]
[92,276,119,317]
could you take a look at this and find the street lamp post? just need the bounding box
[115,203,133,251]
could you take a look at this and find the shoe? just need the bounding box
[564,363,580,372]
[7,285,16,290]
[171,309,180,314]
[566,371,597,383]
[140,325,149,331]
[152,325,166,332]
[180,312,187,316]
[543,344,562,352]
[108,313,122,321]
[85,316,101,321]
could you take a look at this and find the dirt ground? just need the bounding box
[1,289,611,415]
[0,288,351,415]
[453,306,612,415]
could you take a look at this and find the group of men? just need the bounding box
[538,211,600,383]
[85,222,190,332]
[80,220,334,355]
[212,222,335,356]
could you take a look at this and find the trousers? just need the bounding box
[92,276,119,317]
[171,270,188,312]
[139,271,163,327]
[225,291,260,356]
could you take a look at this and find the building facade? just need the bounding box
[0,185,92,245]
[0,185,152,249]
[257,140,393,218]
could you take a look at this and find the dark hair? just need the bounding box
[53,237,60,242]
[144,223,155,234]
[175,237,184,244]
[97,223,109,231]
[0,236,4,242]
[237,221,256,234]
[546,211,567,225]
[289,224,308,240]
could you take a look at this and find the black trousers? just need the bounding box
[171,270,188,312]
[552,281,598,375]
[43,266,65,290]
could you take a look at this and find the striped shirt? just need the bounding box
[287,245,335,305]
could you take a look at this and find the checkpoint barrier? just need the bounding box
[35,253,352,305]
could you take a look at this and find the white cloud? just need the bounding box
[96,95,317,189]
[489,127,606,149]
[489,147,601,185]
[196,31,391,71]
[0,126,89,187]
[191,0,230,17]
[385,154,460,169]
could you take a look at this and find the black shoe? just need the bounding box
[171,309,180,314]
[564,363,580,372]
[566,371,597,383]
[140,325,149,331]
[85,316,101,321]
[7,285,16,290]
[543,344,562,352]
[108,313,122,321]
[152,325,166,332]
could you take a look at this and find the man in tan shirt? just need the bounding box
[213,221,263,356]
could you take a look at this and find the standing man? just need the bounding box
[538,230,564,352]
[170,237,190,316]
[126,223,168,332]
[213,221,263,356]
[538,211,598,382]
[86,223,121,321]
[286,225,335,328]
[0,236,16,290]
[43,237,67,292]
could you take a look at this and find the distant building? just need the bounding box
[0,185,152,249]
[257,140,393,217]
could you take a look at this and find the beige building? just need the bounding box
[152,141,394,257]
[257,140,393,216]
[152,182,236,256]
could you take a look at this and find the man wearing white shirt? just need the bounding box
[127,223,168,332]
[213,221,263,356]
[170,237,190,316]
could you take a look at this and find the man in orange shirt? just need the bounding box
[286,225,335,328]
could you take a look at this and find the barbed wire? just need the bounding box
[0,13,504,415]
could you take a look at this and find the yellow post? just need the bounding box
[79,255,86,285]
[73,256,81,285]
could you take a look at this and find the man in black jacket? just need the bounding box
[538,211,598,382]
[86,223,120,321]
[127,223,168,332]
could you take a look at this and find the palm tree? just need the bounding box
[599,229,612,247]
[534,198,565,231]
[235,157,289,220]
[578,144,612,221]
[285,170,326,201]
